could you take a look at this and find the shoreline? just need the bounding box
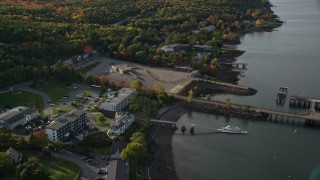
[149,106,189,180]
[149,22,283,180]
[214,22,283,84]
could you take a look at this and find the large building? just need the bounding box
[0,106,39,130]
[107,141,129,180]
[45,111,87,142]
[108,112,134,136]
[101,88,136,113]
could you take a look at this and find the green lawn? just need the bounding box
[0,91,43,110]
[32,80,71,103]
[78,62,100,74]
[93,113,110,127]
[51,104,74,117]
[40,156,80,180]
[23,152,80,180]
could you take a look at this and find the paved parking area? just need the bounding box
[52,151,109,180]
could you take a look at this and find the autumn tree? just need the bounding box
[130,80,143,91]
[29,131,49,149]
[187,89,194,102]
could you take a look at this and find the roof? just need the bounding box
[6,147,22,163]
[106,159,128,180]
[0,106,37,125]
[110,141,128,155]
[46,111,85,130]
[101,88,135,106]
[112,64,133,72]
[110,113,134,131]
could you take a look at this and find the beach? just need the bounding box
[149,106,189,180]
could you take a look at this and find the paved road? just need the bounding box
[52,151,106,180]
[19,87,51,116]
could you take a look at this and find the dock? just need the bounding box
[218,62,248,69]
[276,87,288,104]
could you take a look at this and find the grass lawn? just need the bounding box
[0,91,43,110]
[40,156,80,180]
[24,152,80,180]
[51,104,74,117]
[93,113,110,127]
[78,62,100,74]
[32,80,71,103]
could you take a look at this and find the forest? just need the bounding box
[0,0,280,88]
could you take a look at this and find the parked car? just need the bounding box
[86,159,94,163]
[97,168,107,174]
[81,156,88,160]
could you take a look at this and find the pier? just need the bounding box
[276,87,288,104]
[289,95,311,108]
[170,94,320,127]
[218,62,248,69]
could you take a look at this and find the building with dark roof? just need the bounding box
[0,106,39,130]
[107,141,129,180]
[45,111,87,141]
[107,159,129,180]
[6,147,23,163]
[108,112,134,136]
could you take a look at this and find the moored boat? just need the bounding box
[217,125,247,134]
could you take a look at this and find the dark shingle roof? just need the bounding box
[110,141,127,155]
[0,106,36,125]
[106,159,128,180]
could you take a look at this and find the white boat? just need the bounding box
[217,125,248,134]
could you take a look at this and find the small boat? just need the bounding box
[217,125,247,134]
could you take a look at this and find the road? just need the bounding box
[19,86,51,116]
[52,151,103,180]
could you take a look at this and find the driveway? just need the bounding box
[52,151,107,180]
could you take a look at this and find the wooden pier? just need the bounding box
[219,62,248,69]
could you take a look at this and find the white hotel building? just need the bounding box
[101,88,136,113]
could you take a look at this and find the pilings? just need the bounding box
[265,112,320,127]
[289,95,311,109]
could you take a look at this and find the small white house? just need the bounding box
[108,113,134,136]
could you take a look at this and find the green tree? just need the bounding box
[16,161,50,180]
[52,141,63,151]
[0,152,14,176]
[29,131,49,149]
[120,142,147,166]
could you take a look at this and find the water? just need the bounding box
[213,0,320,112]
[172,0,320,179]
[173,112,320,180]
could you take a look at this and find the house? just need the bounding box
[45,111,87,142]
[108,112,134,136]
[193,45,214,52]
[160,44,192,53]
[6,147,23,163]
[107,141,129,180]
[101,88,136,115]
[0,106,39,130]
[111,64,133,74]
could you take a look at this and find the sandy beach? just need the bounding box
[149,106,189,180]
